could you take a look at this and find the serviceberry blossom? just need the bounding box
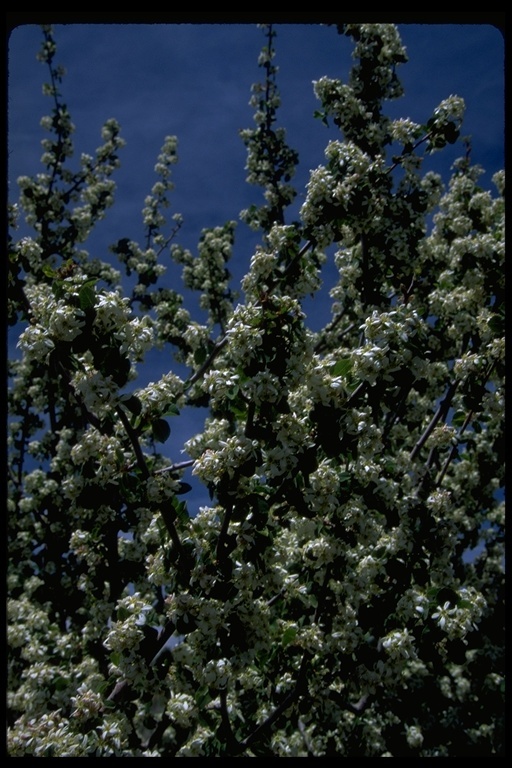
[7,21,504,759]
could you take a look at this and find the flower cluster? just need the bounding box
[301,141,387,246]
[192,434,260,487]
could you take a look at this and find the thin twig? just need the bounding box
[160,505,184,556]
[266,575,299,608]
[154,459,195,475]
[409,380,458,461]
[184,335,229,391]
[274,239,313,286]
[314,319,355,354]
[346,380,368,407]
[116,405,150,479]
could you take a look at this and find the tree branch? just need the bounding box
[435,361,496,486]
[154,459,195,475]
[216,500,234,561]
[116,404,150,479]
[239,650,311,754]
[184,335,229,391]
[409,380,458,461]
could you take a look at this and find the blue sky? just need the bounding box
[7,20,505,507]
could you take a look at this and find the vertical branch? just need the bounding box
[409,380,459,461]
[239,650,311,754]
[360,232,370,308]
[216,500,234,561]
[115,405,150,479]
[435,361,496,486]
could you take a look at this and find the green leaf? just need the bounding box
[282,626,298,647]
[313,109,329,127]
[162,403,180,417]
[78,282,96,310]
[444,121,459,144]
[152,418,171,443]
[435,587,458,606]
[43,264,57,278]
[195,686,212,709]
[119,393,142,415]
[172,496,190,523]
[451,410,466,428]
[53,676,69,691]
[194,346,207,365]
[331,358,353,377]
[114,237,132,254]
[254,495,270,515]
[488,314,504,334]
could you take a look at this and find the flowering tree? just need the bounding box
[7,23,504,757]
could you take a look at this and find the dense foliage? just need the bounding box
[7,23,505,756]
